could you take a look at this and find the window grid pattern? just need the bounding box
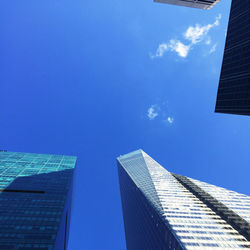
[0,151,76,250]
[189,177,250,224]
[118,150,250,249]
[117,150,163,216]
[118,151,184,250]
[215,0,250,115]
[142,151,250,249]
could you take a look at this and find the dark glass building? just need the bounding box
[117,150,250,250]
[215,0,250,115]
[153,0,220,10]
[0,151,76,250]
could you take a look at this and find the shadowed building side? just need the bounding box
[117,150,185,250]
[117,159,184,250]
[215,0,250,115]
[0,151,76,250]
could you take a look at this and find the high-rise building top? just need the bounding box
[117,150,250,249]
[153,0,220,10]
[215,0,250,115]
[0,151,77,250]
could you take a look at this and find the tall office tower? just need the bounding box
[117,149,250,250]
[215,0,250,115]
[153,0,220,10]
[0,151,76,250]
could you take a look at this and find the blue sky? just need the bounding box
[0,0,250,249]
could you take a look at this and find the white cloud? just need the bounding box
[163,116,174,126]
[154,43,168,57]
[209,43,217,54]
[169,40,190,58]
[214,14,221,26]
[167,117,174,124]
[151,14,221,59]
[184,25,210,44]
[147,105,159,120]
[147,103,174,127]
[205,37,211,45]
[184,15,220,44]
[151,40,190,58]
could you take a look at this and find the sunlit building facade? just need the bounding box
[215,0,250,115]
[153,0,220,10]
[0,151,76,250]
[117,149,250,249]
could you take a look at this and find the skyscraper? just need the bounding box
[117,149,250,249]
[0,151,76,250]
[153,0,220,10]
[215,0,250,115]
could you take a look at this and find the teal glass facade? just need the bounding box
[0,151,76,250]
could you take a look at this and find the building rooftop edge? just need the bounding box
[0,151,77,159]
[117,149,144,160]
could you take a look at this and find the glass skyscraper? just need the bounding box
[0,151,76,250]
[215,0,250,115]
[153,0,220,10]
[117,149,250,249]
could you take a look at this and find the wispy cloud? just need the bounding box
[147,105,159,120]
[205,37,211,45]
[167,117,174,124]
[151,14,221,59]
[152,40,190,59]
[209,43,217,54]
[184,14,221,44]
[169,40,190,58]
[154,44,168,57]
[147,103,174,126]
[163,116,174,126]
